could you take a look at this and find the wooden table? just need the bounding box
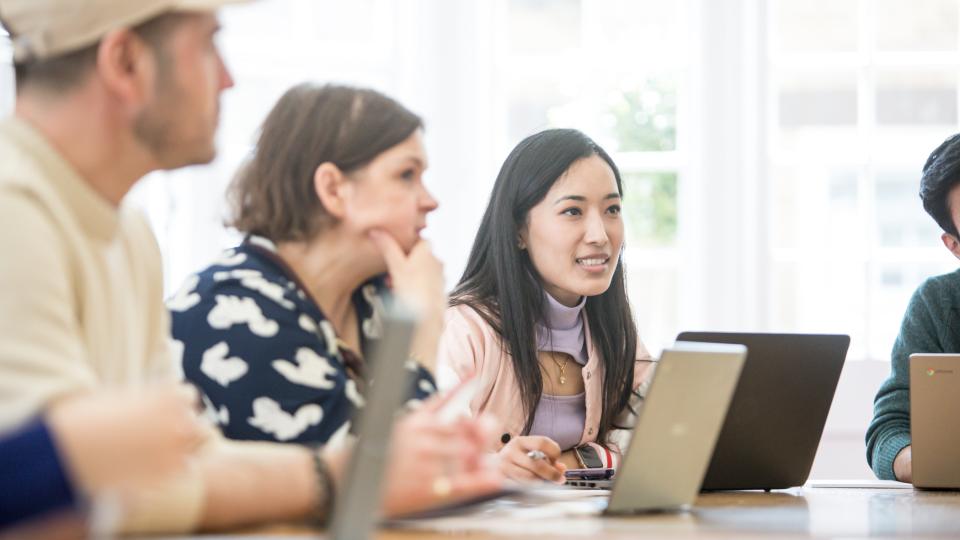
[231,487,960,539]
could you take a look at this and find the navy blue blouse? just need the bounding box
[169,235,436,444]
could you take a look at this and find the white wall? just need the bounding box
[810,361,893,479]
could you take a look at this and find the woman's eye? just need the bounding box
[561,207,582,216]
[400,169,416,181]
[607,205,622,215]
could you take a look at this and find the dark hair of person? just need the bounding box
[10,13,186,93]
[920,132,960,238]
[227,83,423,243]
[450,128,639,447]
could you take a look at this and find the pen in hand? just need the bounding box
[526,449,547,461]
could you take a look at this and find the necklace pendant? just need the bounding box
[559,376,566,385]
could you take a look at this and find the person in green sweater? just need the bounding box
[866,132,960,482]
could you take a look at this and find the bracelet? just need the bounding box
[310,449,336,527]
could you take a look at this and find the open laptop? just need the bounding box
[566,341,746,514]
[677,332,849,491]
[328,303,418,540]
[909,353,960,489]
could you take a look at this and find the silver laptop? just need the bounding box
[328,303,417,540]
[909,353,960,489]
[567,341,746,514]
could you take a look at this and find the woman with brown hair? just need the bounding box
[170,83,446,445]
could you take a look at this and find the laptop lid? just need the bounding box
[605,341,745,514]
[328,303,418,540]
[909,353,960,489]
[677,332,849,491]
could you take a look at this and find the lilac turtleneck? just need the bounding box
[535,293,589,365]
[528,292,588,451]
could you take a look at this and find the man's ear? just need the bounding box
[314,162,348,219]
[941,232,960,260]
[96,29,155,106]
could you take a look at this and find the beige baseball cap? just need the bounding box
[0,0,249,62]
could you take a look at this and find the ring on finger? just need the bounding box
[432,475,452,498]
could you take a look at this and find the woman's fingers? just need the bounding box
[498,437,565,483]
[368,230,444,318]
[368,229,406,271]
[501,460,540,482]
[501,451,564,483]
[518,436,562,461]
[515,453,565,483]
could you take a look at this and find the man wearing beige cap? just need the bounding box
[0,0,501,534]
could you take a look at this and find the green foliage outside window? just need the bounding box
[622,172,677,247]
[610,79,677,152]
[610,79,678,246]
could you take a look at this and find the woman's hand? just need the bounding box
[46,384,207,494]
[369,230,446,372]
[369,230,445,319]
[496,435,566,484]
[378,387,504,518]
[558,449,582,471]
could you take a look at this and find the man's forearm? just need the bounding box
[197,441,319,531]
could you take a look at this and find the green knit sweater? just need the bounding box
[866,268,960,480]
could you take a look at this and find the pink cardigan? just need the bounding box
[436,303,655,460]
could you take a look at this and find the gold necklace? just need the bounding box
[550,353,569,385]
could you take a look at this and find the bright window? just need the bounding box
[495,0,688,354]
[767,0,959,362]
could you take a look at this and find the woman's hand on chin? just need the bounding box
[369,229,446,372]
[368,229,445,319]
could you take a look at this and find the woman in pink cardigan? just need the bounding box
[437,129,655,483]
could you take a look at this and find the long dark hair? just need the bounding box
[451,128,639,447]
